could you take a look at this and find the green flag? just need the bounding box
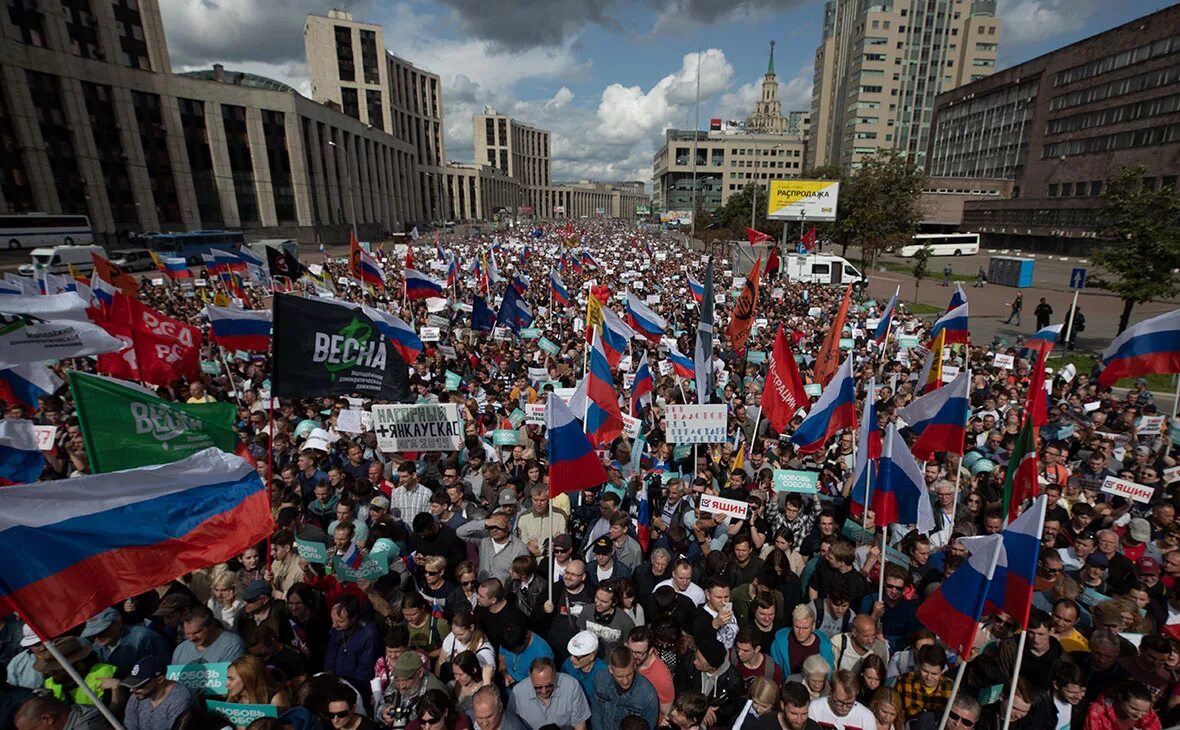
[68,371,240,473]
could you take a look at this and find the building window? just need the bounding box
[0,73,36,212]
[335,26,355,82]
[341,88,359,120]
[25,71,87,215]
[261,110,296,224]
[221,104,260,226]
[366,90,383,130]
[1048,183,1058,197]
[131,91,181,224]
[62,0,104,59]
[112,0,151,70]
[81,83,136,226]
[178,97,222,227]
[300,118,321,226]
[8,0,47,47]
[359,29,380,84]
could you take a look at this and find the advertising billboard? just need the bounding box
[659,210,693,225]
[767,180,840,222]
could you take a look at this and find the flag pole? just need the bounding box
[42,638,127,730]
[548,501,555,605]
[218,346,244,407]
[877,523,887,603]
[935,660,969,730]
[997,631,1028,730]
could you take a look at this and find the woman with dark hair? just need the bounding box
[286,583,329,669]
[447,651,488,716]
[407,688,471,730]
[1084,680,1161,730]
[856,654,887,706]
[326,684,378,730]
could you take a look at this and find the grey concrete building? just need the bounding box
[927,6,1180,253]
[1,0,415,242]
[473,110,551,217]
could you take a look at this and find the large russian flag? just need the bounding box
[947,282,967,311]
[874,424,931,529]
[848,378,878,517]
[626,293,666,343]
[916,534,1004,656]
[929,302,969,345]
[600,307,635,367]
[352,248,386,290]
[791,353,857,454]
[667,347,695,378]
[545,393,608,497]
[0,448,272,638]
[361,304,424,365]
[205,305,272,352]
[898,370,969,460]
[550,270,570,307]
[585,330,624,446]
[1098,309,1180,385]
[404,268,445,300]
[1024,324,1062,354]
[162,256,192,279]
[985,495,1046,629]
[0,364,63,412]
[630,353,654,416]
[687,274,704,304]
[0,419,43,485]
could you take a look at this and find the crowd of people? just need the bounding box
[2,218,1178,730]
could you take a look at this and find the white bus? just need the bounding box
[896,232,980,257]
[0,213,94,250]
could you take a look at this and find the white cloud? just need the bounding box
[996,0,1100,46]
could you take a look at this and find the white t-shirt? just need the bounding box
[653,578,705,606]
[440,634,496,668]
[807,697,875,730]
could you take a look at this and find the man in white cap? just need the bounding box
[560,630,606,703]
[6,625,45,690]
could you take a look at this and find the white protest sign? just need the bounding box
[698,494,749,520]
[622,413,641,439]
[419,327,441,342]
[658,360,674,376]
[1138,415,1165,434]
[335,409,363,434]
[437,344,456,359]
[1083,401,1101,412]
[32,425,57,451]
[941,365,961,383]
[992,353,1015,369]
[525,403,546,425]
[646,294,660,305]
[527,366,549,383]
[370,403,463,451]
[1100,475,1154,504]
[1164,465,1180,484]
[665,404,727,444]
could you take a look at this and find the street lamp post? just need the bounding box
[328,140,356,240]
[748,134,782,231]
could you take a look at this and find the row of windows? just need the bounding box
[1049,63,1180,112]
[1042,123,1180,158]
[1047,181,1104,198]
[964,207,1100,229]
[1046,92,1180,136]
[1054,35,1180,87]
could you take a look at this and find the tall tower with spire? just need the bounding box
[746,41,787,133]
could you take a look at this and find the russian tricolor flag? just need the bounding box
[361,304,424,365]
[791,353,857,454]
[916,533,1004,656]
[446,256,459,287]
[898,369,970,461]
[600,307,635,368]
[985,495,1046,629]
[874,286,899,343]
[205,305,272,352]
[404,268,445,300]
[849,378,879,517]
[625,293,666,343]
[0,364,63,413]
[0,448,272,638]
[353,247,386,290]
[90,272,117,308]
[687,274,704,304]
[1022,324,1062,357]
[630,353,654,416]
[162,256,192,279]
[0,419,44,485]
[874,423,932,529]
[340,541,365,569]
[947,282,967,311]
[550,270,570,307]
[929,301,969,345]
[586,329,624,447]
[1098,308,1180,386]
[667,347,695,378]
[545,391,608,497]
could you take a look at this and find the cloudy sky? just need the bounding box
[159,0,1157,183]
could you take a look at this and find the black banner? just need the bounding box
[271,294,410,402]
[266,246,303,281]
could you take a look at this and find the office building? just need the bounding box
[927,6,1180,253]
[807,0,1001,171]
[473,110,551,216]
[0,0,411,241]
[305,10,446,225]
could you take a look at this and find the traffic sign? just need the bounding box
[1070,267,1087,289]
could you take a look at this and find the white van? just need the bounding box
[783,253,865,288]
[18,245,107,276]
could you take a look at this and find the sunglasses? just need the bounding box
[425,569,442,576]
[949,711,975,727]
[532,683,555,692]
[327,711,352,719]
[419,716,440,725]
[461,580,479,587]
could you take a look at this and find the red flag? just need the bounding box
[124,296,201,386]
[92,300,140,381]
[745,227,772,245]
[813,284,852,386]
[801,226,817,252]
[1024,346,1050,430]
[725,256,762,352]
[404,241,415,269]
[1002,417,1040,523]
[761,324,810,434]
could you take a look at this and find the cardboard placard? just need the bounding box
[492,429,519,446]
[371,404,463,451]
[528,366,549,383]
[332,553,389,582]
[437,344,457,359]
[804,383,822,397]
[206,701,278,728]
[32,424,57,451]
[1164,465,1180,484]
[1100,475,1154,504]
[445,370,462,391]
[295,538,328,564]
[773,469,819,493]
[698,494,748,520]
[525,402,546,425]
[1137,415,1165,434]
[167,663,229,695]
[992,353,1015,369]
[419,326,441,342]
[521,327,542,339]
[622,413,641,440]
[507,409,525,429]
[335,409,363,434]
[747,351,767,365]
[941,365,961,383]
[538,337,561,356]
[658,360,674,376]
[665,404,728,444]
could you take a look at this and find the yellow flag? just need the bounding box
[213,292,231,306]
[586,293,604,336]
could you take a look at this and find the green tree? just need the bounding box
[709,183,785,239]
[830,151,926,267]
[911,245,931,302]
[1091,166,1180,333]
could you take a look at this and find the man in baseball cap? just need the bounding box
[564,630,604,701]
[122,655,197,729]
